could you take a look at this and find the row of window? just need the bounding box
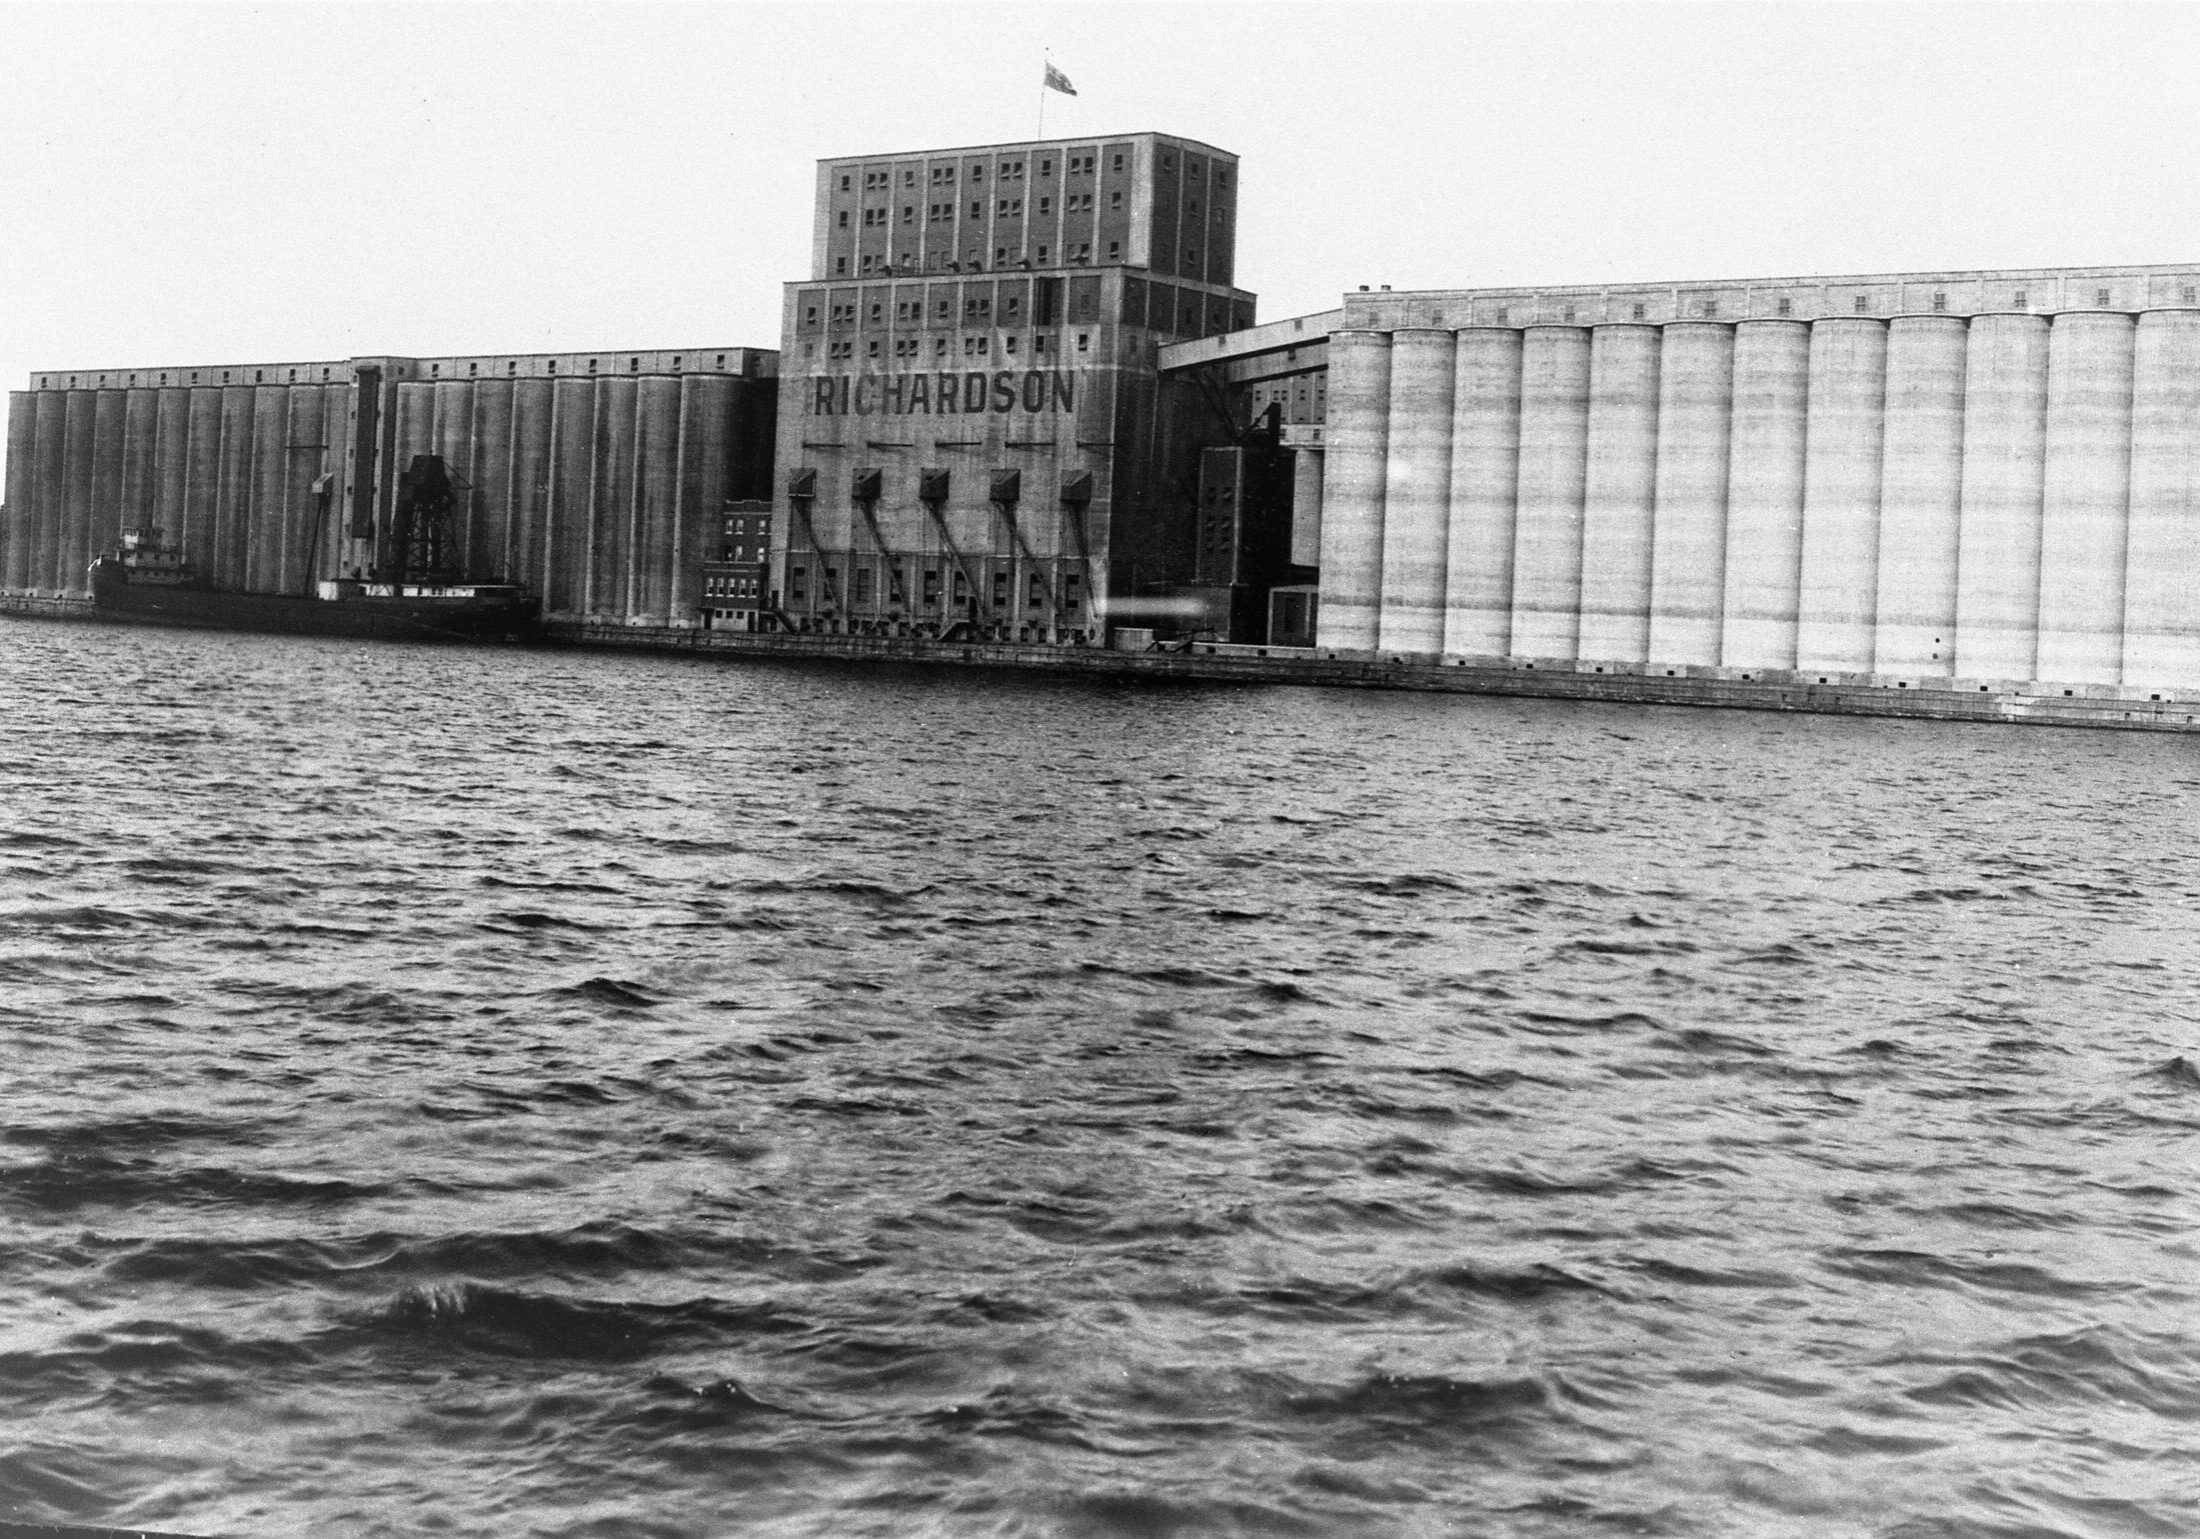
[788,563,1083,612]
[845,242,1111,275]
[825,333,1090,361]
[842,151,1163,194]
[705,574,763,598]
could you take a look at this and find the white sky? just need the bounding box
[8,1,2200,482]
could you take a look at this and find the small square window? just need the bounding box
[1932,292,1947,312]
[1776,297,1792,317]
[1632,303,1646,320]
[1854,295,1869,313]
[2014,290,2028,308]
[2096,288,2111,306]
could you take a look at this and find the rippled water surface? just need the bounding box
[3,619,2199,1538]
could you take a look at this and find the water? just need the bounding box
[3,619,2198,1539]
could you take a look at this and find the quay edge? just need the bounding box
[7,592,2195,733]
[541,617,2200,736]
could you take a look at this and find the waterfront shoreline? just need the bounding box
[9,591,2193,735]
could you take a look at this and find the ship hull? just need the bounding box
[89,563,539,643]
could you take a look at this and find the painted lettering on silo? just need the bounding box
[2121,311,2200,689]
[1314,330,1392,651]
[1377,329,1456,655]
[1578,324,1661,665]
[1509,326,1593,661]
[1873,316,1968,676]
[1720,320,1811,671]
[1796,317,1888,675]
[1647,322,1734,669]
[1954,313,2050,682]
[2035,312,2135,687]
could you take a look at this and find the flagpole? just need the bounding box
[1038,51,1048,139]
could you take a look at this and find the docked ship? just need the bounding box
[87,455,540,643]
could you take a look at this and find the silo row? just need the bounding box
[1319,310,2200,691]
[3,383,340,597]
[384,371,740,623]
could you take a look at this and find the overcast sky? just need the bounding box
[9,2,2200,480]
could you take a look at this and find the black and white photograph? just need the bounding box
[3,4,2197,1535]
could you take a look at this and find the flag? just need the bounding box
[1044,62,1077,96]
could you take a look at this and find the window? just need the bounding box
[1161,154,1174,170]
[1188,199,1201,216]
[835,256,847,275]
[993,571,1009,608]
[866,339,879,358]
[1776,297,1792,317]
[1854,295,1870,313]
[869,301,883,321]
[1037,244,1050,262]
[903,206,915,224]
[2014,290,2028,308]
[1028,574,1046,609]
[1932,292,1947,312]
[854,567,874,602]
[1495,307,1508,324]
[1038,196,1052,214]
[2096,288,2111,306]
[1186,247,1200,266]
[839,175,851,191]
[791,566,808,600]
[903,169,916,186]
[1005,336,1017,354]
[1111,153,1124,171]
[1107,240,1121,261]
[1110,191,1122,209]
[952,570,968,603]
[1632,303,1646,320]
[1077,332,1090,351]
[971,200,982,218]
[2185,286,2197,303]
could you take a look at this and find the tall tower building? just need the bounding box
[772,133,1257,643]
